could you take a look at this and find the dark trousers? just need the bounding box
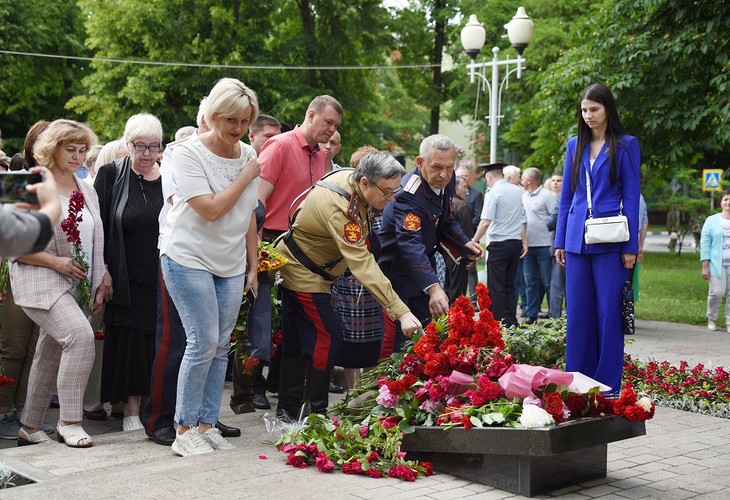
[467,265,479,304]
[280,288,343,371]
[486,239,522,328]
[445,259,469,305]
[141,262,186,432]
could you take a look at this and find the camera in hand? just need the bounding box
[0,171,43,204]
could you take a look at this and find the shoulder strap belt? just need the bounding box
[282,231,343,281]
[316,179,351,200]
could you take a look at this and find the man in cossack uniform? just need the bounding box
[274,152,423,419]
[378,134,484,354]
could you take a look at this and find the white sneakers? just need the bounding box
[172,426,235,456]
[201,427,235,450]
[706,320,730,333]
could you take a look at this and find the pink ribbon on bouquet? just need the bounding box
[497,364,610,400]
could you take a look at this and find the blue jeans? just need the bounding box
[548,256,566,318]
[523,246,552,318]
[160,255,245,426]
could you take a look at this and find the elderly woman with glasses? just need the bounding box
[274,151,424,420]
[94,113,164,432]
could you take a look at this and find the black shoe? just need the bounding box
[253,394,271,410]
[145,426,176,446]
[538,312,550,319]
[215,420,241,438]
[328,382,344,394]
[230,401,256,415]
[523,317,538,325]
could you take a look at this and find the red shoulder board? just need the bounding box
[403,213,421,231]
[343,221,363,245]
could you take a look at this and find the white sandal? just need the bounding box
[56,422,93,448]
[18,427,51,447]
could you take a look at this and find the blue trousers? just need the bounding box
[161,256,245,426]
[548,259,566,318]
[565,252,627,391]
[523,246,552,318]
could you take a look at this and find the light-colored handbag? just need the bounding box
[583,171,629,245]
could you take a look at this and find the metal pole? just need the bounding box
[489,47,500,164]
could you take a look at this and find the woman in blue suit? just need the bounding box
[554,83,640,393]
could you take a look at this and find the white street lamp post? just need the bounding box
[461,7,534,164]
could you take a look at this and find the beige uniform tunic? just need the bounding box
[276,169,410,321]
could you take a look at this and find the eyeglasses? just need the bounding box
[131,142,161,154]
[371,181,399,200]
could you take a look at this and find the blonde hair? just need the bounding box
[96,139,128,167]
[85,144,103,170]
[203,78,259,129]
[123,113,163,145]
[33,119,98,167]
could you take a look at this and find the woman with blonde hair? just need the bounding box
[10,119,111,447]
[160,78,260,456]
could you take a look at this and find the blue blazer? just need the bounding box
[554,135,641,255]
[378,168,471,298]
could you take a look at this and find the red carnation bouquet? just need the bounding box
[60,190,93,310]
[275,283,656,481]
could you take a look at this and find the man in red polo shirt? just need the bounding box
[257,95,343,419]
[258,95,343,242]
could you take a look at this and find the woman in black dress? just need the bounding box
[94,113,164,431]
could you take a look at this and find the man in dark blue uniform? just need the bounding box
[378,134,484,351]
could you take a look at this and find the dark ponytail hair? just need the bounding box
[571,83,628,190]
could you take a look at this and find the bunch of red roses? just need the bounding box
[277,282,656,481]
[60,190,92,310]
[276,413,433,481]
[624,355,730,404]
[412,284,504,380]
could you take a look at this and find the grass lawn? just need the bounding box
[636,251,709,326]
[471,249,708,326]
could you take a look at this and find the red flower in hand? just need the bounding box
[60,190,92,310]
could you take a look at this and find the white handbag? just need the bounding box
[584,215,629,244]
[583,171,630,245]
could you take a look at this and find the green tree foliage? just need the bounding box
[0,0,88,151]
[387,1,462,136]
[527,0,730,179]
[69,0,282,141]
[444,0,599,171]
[66,0,428,160]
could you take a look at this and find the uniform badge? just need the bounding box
[344,221,363,245]
[403,213,421,231]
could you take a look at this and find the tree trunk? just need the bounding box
[429,0,445,135]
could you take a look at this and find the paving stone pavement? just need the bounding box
[0,318,728,499]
